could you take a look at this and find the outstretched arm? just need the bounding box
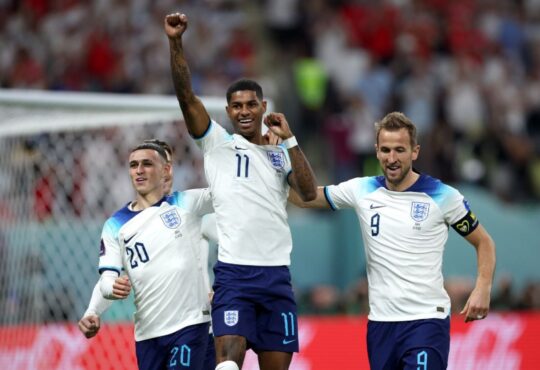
[165,12,210,137]
[288,187,331,209]
[460,224,496,322]
[264,113,317,201]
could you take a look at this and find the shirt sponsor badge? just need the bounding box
[267,150,285,170]
[411,201,430,222]
[224,310,239,326]
[160,209,181,229]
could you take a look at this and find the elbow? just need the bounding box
[300,188,317,202]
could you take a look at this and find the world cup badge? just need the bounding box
[267,150,285,170]
[224,310,239,326]
[411,202,430,222]
[160,209,181,229]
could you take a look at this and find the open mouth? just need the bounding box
[386,165,400,175]
[238,118,254,129]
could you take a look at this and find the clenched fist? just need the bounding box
[164,13,188,39]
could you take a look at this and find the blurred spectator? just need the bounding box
[302,284,344,316]
[1,0,540,202]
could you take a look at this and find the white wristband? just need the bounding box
[283,136,298,149]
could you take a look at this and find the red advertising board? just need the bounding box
[1,312,539,369]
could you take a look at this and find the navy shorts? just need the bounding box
[211,261,299,353]
[367,317,450,370]
[136,322,214,370]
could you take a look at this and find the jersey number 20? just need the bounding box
[126,242,149,268]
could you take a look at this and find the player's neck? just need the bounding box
[132,191,163,211]
[238,129,264,145]
[386,170,420,192]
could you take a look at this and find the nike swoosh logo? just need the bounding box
[282,339,296,345]
[123,234,136,244]
[234,146,248,150]
[370,204,386,209]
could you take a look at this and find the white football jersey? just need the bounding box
[98,189,213,341]
[326,174,475,321]
[195,120,293,266]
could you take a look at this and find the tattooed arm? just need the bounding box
[164,13,210,137]
[264,113,317,201]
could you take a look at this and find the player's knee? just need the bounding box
[215,360,239,370]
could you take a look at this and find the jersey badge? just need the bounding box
[160,209,181,229]
[99,239,106,256]
[224,310,239,326]
[411,201,430,222]
[267,150,285,170]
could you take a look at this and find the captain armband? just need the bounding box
[451,210,480,237]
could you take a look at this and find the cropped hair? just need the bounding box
[226,79,263,103]
[131,142,169,163]
[143,139,173,162]
[375,112,418,147]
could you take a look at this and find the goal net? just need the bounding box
[0,88,267,369]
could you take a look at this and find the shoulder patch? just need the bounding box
[99,239,106,256]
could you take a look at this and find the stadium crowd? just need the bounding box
[1,0,540,202]
[1,0,540,320]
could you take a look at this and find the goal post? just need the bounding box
[0,88,273,365]
[0,88,230,137]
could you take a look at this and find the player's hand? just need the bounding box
[164,12,188,39]
[78,314,101,339]
[112,275,131,299]
[460,285,490,322]
[264,113,293,141]
[262,126,283,145]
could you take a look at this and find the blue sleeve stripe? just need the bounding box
[286,170,293,186]
[192,119,212,140]
[99,266,121,275]
[324,186,337,211]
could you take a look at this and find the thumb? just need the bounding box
[459,301,469,315]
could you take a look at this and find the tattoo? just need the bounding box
[169,39,196,104]
[168,37,209,135]
[288,147,317,201]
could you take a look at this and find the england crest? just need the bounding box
[160,209,181,229]
[411,202,430,222]
[267,150,285,170]
[224,310,239,326]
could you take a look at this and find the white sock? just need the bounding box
[215,360,239,370]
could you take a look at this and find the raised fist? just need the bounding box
[164,13,188,38]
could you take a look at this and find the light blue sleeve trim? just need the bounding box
[192,119,213,140]
[324,186,337,211]
[278,143,292,163]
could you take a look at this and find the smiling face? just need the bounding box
[128,149,169,198]
[225,90,266,141]
[376,128,420,191]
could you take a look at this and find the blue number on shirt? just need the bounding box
[235,153,249,177]
[125,242,149,268]
[281,311,296,337]
[417,350,427,370]
[169,345,191,367]
[169,346,178,367]
[371,213,380,236]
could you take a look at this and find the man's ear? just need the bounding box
[412,144,420,161]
